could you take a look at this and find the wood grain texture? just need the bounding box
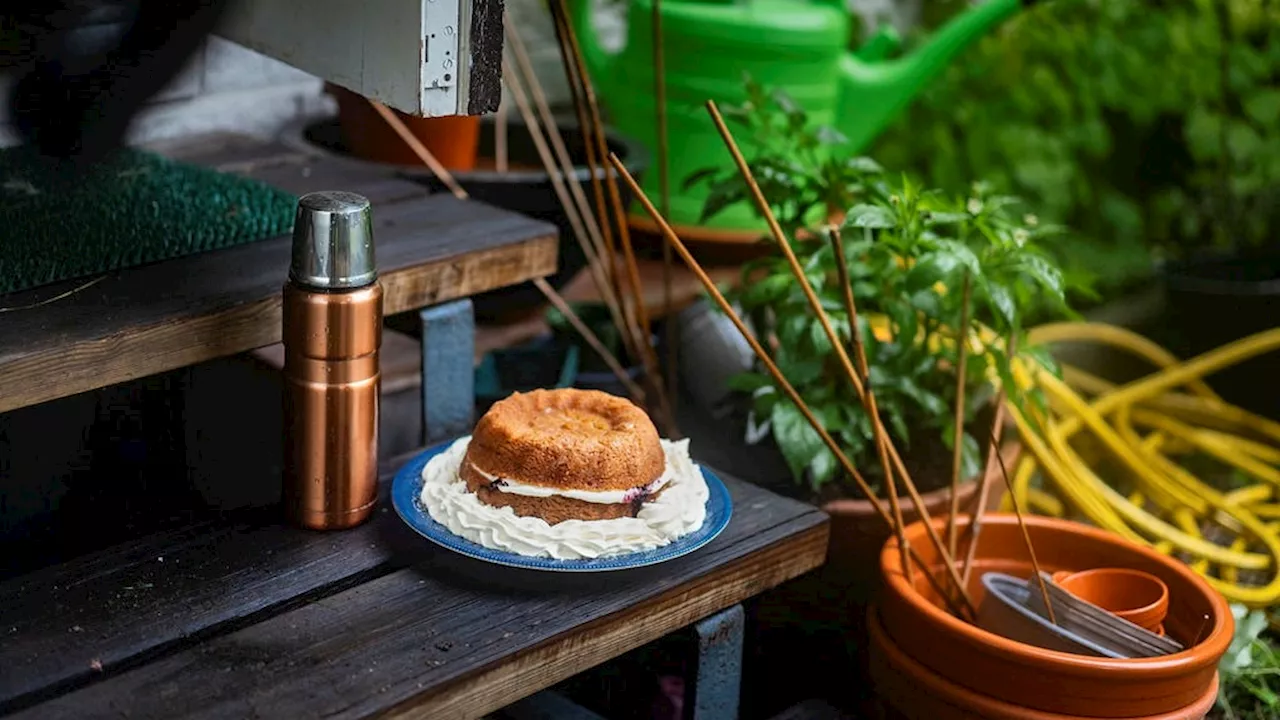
[0,450,428,714]
[0,187,556,414]
[9,473,827,720]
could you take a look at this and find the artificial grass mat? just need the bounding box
[0,146,298,296]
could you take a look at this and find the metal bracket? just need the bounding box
[420,298,474,444]
[690,604,746,720]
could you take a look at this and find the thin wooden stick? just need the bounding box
[548,0,621,299]
[368,101,468,200]
[613,152,976,619]
[554,0,676,436]
[947,271,973,558]
[991,423,1056,624]
[706,100,972,604]
[504,18,615,301]
[495,95,509,173]
[536,278,647,405]
[829,226,913,583]
[959,336,1017,590]
[501,56,632,358]
[653,0,679,426]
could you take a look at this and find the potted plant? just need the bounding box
[679,79,1074,713]
[690,78,1071,584]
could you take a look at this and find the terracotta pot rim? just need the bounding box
[867,604,1221,720]
[880,514,1232,677]
[819,442,1019,515]
[1057,567,1170,621]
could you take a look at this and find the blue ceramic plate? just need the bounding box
[391,440,732,572]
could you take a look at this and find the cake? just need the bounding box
[418,388,710,560]
[461,388,668,525]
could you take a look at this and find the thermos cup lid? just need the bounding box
[289,191,377,290]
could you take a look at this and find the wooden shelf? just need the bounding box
[0,452,828,719]
[0,135,557,414]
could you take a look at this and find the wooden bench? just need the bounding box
[0,449,828,719]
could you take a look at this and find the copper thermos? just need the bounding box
[282,191,382,530]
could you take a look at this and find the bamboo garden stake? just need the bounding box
[828,226,913,582]
[947,272,973,558]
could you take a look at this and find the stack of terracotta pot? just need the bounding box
[869,514,1233,719]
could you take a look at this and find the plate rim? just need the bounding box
[390,440,733,572]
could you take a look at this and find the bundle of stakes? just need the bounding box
[363,1,679,438]
[603,100,1056,625]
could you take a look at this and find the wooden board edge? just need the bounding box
[382,516,830,720]
[0,234,557,414]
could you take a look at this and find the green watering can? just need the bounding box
[568,0,1037,238]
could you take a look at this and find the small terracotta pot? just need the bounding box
[878,514,1232,718]
[330,85,481,170]
[1054,568,1170,634]
[867,606,1219,720]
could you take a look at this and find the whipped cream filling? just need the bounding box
[419,436,709,560]
[469,463,673,505]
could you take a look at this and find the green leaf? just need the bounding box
[726,372,772,393]
[983,279,1017,325]
[905,251,963,293]
[772,399,824,483]
[740,274,790,309]
[846,157,884,175]
[815,125,849,147]
[1244,88,1280,126]
[776,345,824,386]
[682,167,721,192]
[924,211,970,225]
[809,447,839,488]
[844,204,897,229]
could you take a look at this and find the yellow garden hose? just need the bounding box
[1000,323,1280,606]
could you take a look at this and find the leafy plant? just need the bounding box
[689,81,1071,497]
[1217,604,1280,719]
[872,0,1280,299]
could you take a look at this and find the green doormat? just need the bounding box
[0,147,298,296]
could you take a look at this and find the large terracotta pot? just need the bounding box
[330,85,481,170]
[878,514,1233,718]
[867,606,1219,720]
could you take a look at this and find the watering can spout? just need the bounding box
[837,0,1031,152]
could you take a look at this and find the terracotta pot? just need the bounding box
[878,514,1232,718]
[1055,567,1170,634]
[330,85,481,170]
[867,606,1219,720]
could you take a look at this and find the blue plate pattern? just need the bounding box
[391,440,733,572]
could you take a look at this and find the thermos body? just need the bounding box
[282,283,382,529]
[281,190,383,530]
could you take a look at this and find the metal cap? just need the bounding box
[289,191,377,290]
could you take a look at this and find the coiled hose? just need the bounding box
[1001,323,1280,607]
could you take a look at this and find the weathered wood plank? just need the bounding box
[7,472,827,720]
[0,192,557,414]
[0,452,427,714]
